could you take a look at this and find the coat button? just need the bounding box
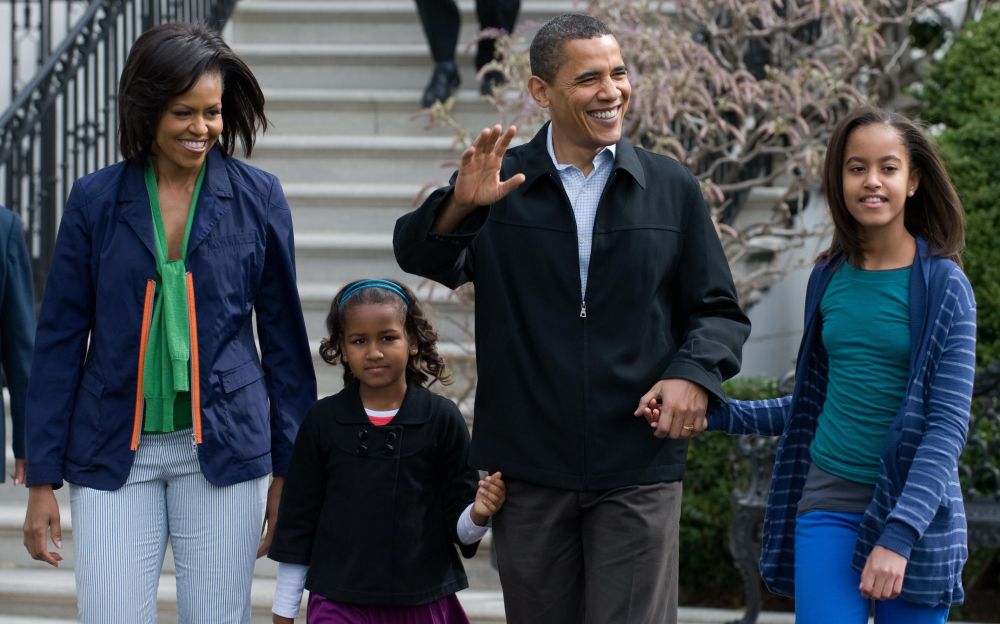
[357,444,369,457]
[383,443,395,456]
[358,429,369,441]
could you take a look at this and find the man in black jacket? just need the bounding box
[394,13,750,624]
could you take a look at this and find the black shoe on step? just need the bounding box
[421,63,461,108]
[480,70,506,97]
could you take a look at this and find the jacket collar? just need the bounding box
[334,381,433,425]
[519,121,646,190]
[118,147,234,261]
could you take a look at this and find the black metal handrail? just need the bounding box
[0,0,238,297]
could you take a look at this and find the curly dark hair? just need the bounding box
[319,279,450,387]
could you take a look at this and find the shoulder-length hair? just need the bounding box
[117,22,267,162]
[820,105,964,266]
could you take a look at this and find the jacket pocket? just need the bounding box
[217,360,270,460]
[66,369,105,465]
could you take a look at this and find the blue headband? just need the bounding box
[339,279,410,306]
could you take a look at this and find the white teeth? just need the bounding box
[589,108,617,120]
[181,140,206,149]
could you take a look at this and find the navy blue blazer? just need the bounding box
[25,148,316,490]
[0,206,35,483]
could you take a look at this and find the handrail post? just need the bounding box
[36,0,56,294]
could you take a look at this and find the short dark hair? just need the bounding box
[821,105,965,266]
[529,13,613,83]
[118,22,267,162]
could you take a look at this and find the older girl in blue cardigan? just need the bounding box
[682,107,974,623]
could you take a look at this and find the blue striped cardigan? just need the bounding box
[707,238,976,607]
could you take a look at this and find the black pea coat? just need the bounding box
[269,382,480,606]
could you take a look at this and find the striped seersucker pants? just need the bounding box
[69,429,267,623]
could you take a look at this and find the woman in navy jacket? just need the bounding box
[22,23,315,623]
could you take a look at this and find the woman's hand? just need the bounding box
[23,485,63,567]
[860,545,907,600]
[12,459,26,486]
[258,476,284,558]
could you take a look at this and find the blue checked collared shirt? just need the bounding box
[546,124,616,297]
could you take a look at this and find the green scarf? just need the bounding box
[142,162,205,433]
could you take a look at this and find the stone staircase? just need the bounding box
[233,0,578,399]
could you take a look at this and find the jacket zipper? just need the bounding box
[186,272,203,447]
[131,280,156,451]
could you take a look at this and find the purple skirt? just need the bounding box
[306,593,471,624]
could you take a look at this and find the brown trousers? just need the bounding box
[492,479,682,624]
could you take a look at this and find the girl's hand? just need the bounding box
[272,613,294,624]
[860,545,907,600]
[471,472,506,526]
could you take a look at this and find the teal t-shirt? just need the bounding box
[811,262,910,485]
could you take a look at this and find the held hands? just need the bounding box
[860,545,908,601]
[23,485,63,567]
[634,379,708,439]
[434,125,525,234]
[471,472,506,527]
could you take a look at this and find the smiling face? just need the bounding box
[151,71,223,177]
[841,123,919,239]
[528,34,630,171]
[341,302,414,403]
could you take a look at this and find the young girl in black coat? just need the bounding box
[269,279,505,623]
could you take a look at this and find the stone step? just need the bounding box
[264,88,507,138]
[230,0,575,47]
[248,134,468,186]
[284,182,424,234]
[236,43,481,91]
[0,568,507,623]
[292,231,404,283]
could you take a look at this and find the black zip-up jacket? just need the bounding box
[394,123,750,490]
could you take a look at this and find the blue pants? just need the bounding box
[70,429,267,623]
[794,511,949,624]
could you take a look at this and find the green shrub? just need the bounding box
[679,376,779,605]
[921,7,1000,367]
